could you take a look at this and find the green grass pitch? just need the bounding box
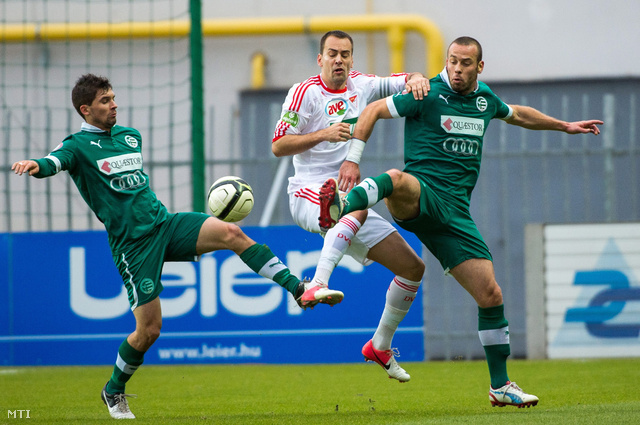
[2,358,639,424]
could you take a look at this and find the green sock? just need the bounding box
[343,173,393,215]
[106,338,144,394]
[478,304,511,389]
[239,243,300,295]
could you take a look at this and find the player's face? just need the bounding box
[318,36,353,90]
[446,43,484,95]
[82,88,118,131]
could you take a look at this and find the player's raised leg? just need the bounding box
[196,217,304,303]
[318,174,395,230]
[301,212,367,308]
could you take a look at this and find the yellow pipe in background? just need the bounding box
[202,17,305,36]
[0,21,190,41]
[365,0,375,75]
[386,25,406,74]
[0,23,36,40]
[251,52,267,89]
[0,15,445,77]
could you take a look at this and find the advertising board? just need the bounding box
[543,223,640,358]
[0,226,424,365]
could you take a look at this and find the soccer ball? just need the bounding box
[207,176,254,222]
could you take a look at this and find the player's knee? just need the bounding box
[225,221,244,239]
[385,168,403,184]
[410,259,426,282]
[148,332,161,347]
[137,324,161,350]
[397,250,425,282]
[347,209,368,223]
[218,222,246,246]
[147,325,161,344]
[483,282,503,307]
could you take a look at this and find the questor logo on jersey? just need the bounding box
[97,153,143,175]
[441,115,485,136]
[325,98,348,117]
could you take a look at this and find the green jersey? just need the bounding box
[388,69,512,205]
[34,123,170,253]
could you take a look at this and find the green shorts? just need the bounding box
[113,212,209,310]
[393,178,492,274]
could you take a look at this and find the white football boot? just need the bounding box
[489,381,539,408]
[101,382,136,419]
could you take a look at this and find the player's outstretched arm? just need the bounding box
[338,98,394,192]
[506,104,603,135]
[11,160,39,176]
[352,98,394,142]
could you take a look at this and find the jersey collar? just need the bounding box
[81,122,110,133]
[439,67,479,95]
[319,75,348,94]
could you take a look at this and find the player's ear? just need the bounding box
[477,60,484,75]
[79,104,91,117]
[317,53,323,67]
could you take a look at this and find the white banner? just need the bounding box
[544,223,640,358]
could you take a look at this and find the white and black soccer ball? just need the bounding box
[207,176,254,222]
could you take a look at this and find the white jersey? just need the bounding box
[273,71,408,193]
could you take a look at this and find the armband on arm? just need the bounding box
[345,138,366,164]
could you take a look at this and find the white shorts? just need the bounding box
[289,186,397,265]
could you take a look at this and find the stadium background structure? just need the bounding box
[1,0,639,361]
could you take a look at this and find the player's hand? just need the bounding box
[322,123,352,143]
[405,75,430,100]
[338,161,360,193]
[11,160,39,176]
[566,120,603,135]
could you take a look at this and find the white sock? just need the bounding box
[310,215,362,288]
[372,276,422,350]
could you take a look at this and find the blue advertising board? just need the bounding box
[0,226,424,366]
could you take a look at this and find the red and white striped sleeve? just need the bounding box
[272,75,320,143]
[349,71,410,103]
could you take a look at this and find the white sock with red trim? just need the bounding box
[372,276,422,350]
[310,215,362,288]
